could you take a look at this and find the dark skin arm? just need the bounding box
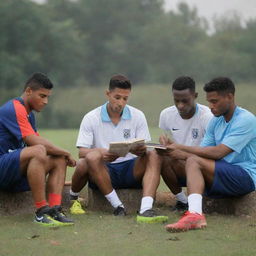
[166,143,233,160]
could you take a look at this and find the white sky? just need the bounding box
[164,0,256,21]
[34,0,256,22]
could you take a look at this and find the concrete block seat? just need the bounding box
[87,189,256,217]
[87,189,176,214]
[203,191,256,217]
[87,188,142,214]
[0,184,87,216]
[1,183,255,217]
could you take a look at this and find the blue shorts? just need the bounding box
[205,160,255,198]
[0,149,30,192]
[89,158,142,190]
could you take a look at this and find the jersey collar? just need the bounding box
[101,102,131,122]
[15,97,25,106]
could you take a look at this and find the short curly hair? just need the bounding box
[172,76,195,92]
[24,72,53,91]
[204,77,235,95]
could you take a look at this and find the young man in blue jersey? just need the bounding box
[161,77,256,232]
[0,73,76,227]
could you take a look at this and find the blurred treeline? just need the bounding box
[0,0,255,128]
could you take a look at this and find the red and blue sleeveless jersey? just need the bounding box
[0,97,39,155]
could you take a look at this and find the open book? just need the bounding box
[109,138,145,157]
[145,142,168,152]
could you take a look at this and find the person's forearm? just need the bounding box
[78,147,106,158]
[176,144,224,160]
[25,135,70,157]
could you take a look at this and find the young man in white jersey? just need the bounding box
[163,77,256,232]
[69,74,168,223]
[159,76,213,211]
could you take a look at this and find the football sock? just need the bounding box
[48,193,62,207]
[35,200,48,209]
[105,190,124,209]
[188,193,202,214]
[69,189,80,200]
[175,191,188,203]
[139,196,154,214]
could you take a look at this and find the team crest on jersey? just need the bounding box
[192,128,199,139]
[123,129,131,139]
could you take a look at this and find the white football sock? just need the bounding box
[69,189,80,200]
[105,190,124,209]
[175,191,188,203]
[188,193,202,214]
[139,196,154,214]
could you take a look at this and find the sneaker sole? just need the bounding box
[57,222,74,226]
[137,215,169,224]
[70,210,86,215]
[34,219,74,227]
[166,223,207,232]
[34,220,69,227]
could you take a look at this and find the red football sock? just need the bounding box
[35,200,48,209]
[48,193,62,207]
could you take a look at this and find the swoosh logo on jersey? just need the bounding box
[172,128,179,131]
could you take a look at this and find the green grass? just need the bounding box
[1,129,255,256]
[1,211,255,256]
[36,83,256,129]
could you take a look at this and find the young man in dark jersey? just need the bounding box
[0,72,76,227]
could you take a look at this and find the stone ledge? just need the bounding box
[88,188,141,214]
[0,184,87,216]
[203,191,256,217]
[88,189,256,217]
[1,185,255,217]
[87,189,176,214]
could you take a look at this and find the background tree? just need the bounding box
[1,0,255,127]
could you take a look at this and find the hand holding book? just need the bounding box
[109,138,145,157]
[145,142,169,154]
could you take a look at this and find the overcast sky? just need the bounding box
[33,0,256,22]
[164,0,256,21]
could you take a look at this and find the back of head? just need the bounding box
[109,74,131,91]
[204,77,235,95]
[172,76,195,92]
[24,72,54,91]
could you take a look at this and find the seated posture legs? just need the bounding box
[70,150,168,223]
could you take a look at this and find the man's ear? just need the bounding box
[25,87,33,96]
[227,92,234,100]
[194,92,198,99]
[105,89,110,97]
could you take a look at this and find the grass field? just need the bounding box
[1,129,256,256]
[36,83,256,129]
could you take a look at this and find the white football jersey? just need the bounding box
[76,103,151,163]
[159,104,213,146]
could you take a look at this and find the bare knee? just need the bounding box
[74,158,88,176]
[50,155,67,170]
[30,145,48,163]
[86,151,103,165]
[146,150,162,170]
[185,155,201,173]
[86,151,106,177]
[148,150,161,161]
[186,155,200,166]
